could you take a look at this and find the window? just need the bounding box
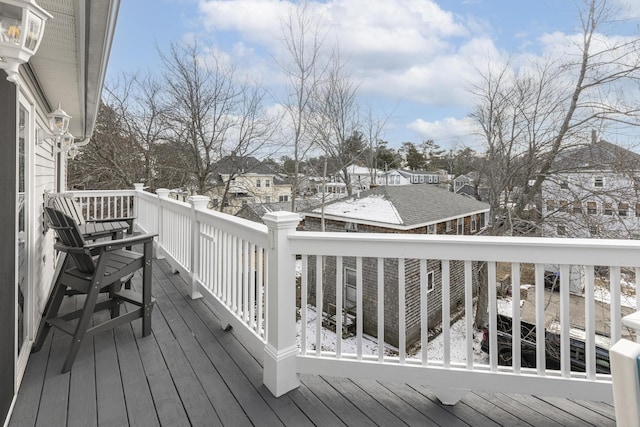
[587,201,597,214]
[560,180,569,189]
[256,179,261,187]
[594,176,604,188]
[212,198,219,208]
[603,203,612,215]
[480,212,486,229]
[427,224,435,234]
[573,201,582,214]
[278,195,289,202]
[546,200,556,213]
[557,225,566,236]
[471,216,477,232]
[446,220,453,232]
[265,179,271,187]
[457,218,463,235]
[427,271,435,293]
[345,222,358,232]
[344,267,357,309]
[560,200,569,212]
[636,203,640,217]
[619,203,628,217]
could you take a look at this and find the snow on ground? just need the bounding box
[296,297,519,364]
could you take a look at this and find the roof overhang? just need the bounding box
[27,0,120,140]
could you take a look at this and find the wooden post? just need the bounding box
[262,211,301,397]
[189,195,209,299]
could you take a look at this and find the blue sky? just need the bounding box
[107,0,640,151]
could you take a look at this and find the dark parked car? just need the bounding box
[481,314,610,373]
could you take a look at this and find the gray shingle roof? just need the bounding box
[305,185,489,227]
[554,140,640,171]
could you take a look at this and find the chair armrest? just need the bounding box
[53,242,93,254]
[84,233,157,252]
[87,216,135,224]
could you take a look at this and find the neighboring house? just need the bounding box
[397,169,442,185]
[208,156,292,214]
[541,137,640,240]
[541,136,640,294]
[375,169,412,186]
[0,1,120,424]
[235,200,313,225]
[302,185,490,350]
[454,171,490,202]
[453,172,479,193]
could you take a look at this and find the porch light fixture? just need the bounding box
[38,102,72,146]
[0,0,52,83]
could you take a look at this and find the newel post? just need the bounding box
[133,183,144,229]
[189,195,209,300]
[262,211,301,397]
[155,188,170,259]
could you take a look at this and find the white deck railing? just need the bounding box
[69,186,640,405]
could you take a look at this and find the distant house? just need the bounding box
[454,171,489,202]
[541,137,640,240]
[375,169,412,186]
[397,169,442,185]
[208,156,292,214]
[541,136,640,294]
[302,185,490,349]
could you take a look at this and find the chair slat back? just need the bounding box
[44,207,95,274]
[48,194,86,226]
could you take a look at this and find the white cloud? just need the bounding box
[407,116,482,149]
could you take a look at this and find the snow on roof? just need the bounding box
[313,194,403,224]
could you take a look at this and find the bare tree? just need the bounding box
[312,52,363,197]
[470,0,640,328]
[160,41,277,197]
[68,103,146,190]
[277,1,329,211]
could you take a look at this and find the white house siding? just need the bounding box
[541,171,640,239]
[33,110,57,325]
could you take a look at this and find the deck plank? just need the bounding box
[8,334,51,427]
[150,266,255,427]
[300,374,381,426]
[327,376,433,426]
[409,384,501,427]
[34,298,73,427]
[93,312,128,427]
[535,396,615,426]
[145,269,223,426]
[157,261,315,427]
[112,312,160,427]
[67,295,97,427]
[373,381,470,426]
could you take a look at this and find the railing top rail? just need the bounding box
[289,231,640,266]
[67,189,138,197]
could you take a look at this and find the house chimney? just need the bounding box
[591,129,597,144]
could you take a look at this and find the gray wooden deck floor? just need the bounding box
[9,258,617,426]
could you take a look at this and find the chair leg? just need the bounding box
[61,280,102,373]
[32,280,67,353]
[142,242,153,337]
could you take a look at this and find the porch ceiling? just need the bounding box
[28,0,119,140]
